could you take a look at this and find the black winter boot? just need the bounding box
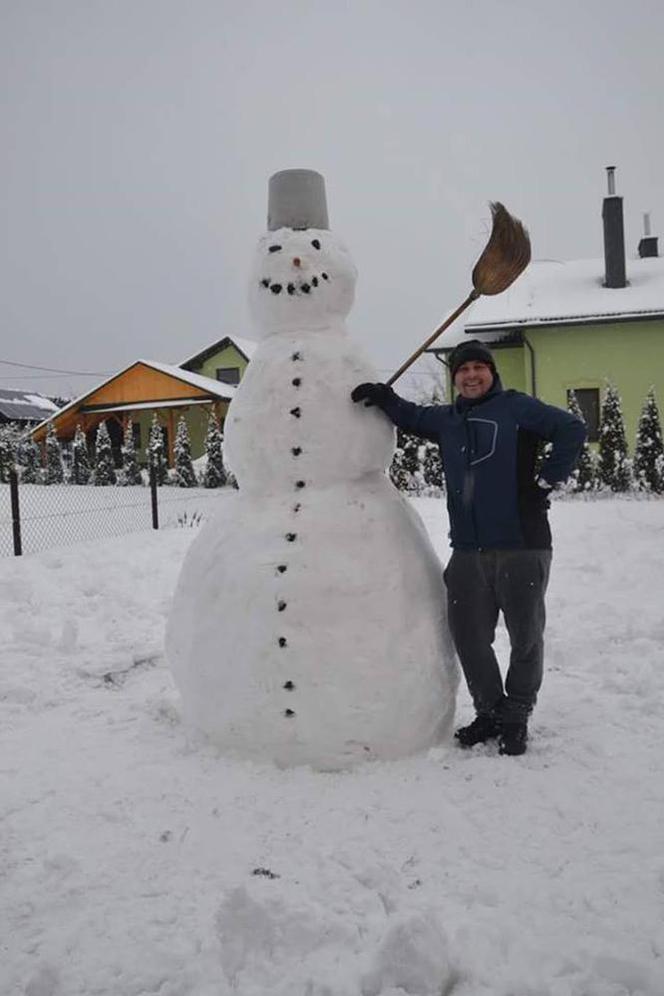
[454,714,501,748]
[498,721,528,756]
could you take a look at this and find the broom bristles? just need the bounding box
[387,201,531,385]
[472,202,531,296]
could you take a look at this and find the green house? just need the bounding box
[433,172,664,450]
[180,335,256,386]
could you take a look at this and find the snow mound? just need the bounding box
[214,860,455,996]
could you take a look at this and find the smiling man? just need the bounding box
[351,339,586,756]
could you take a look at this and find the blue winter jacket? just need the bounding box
[378,378,586,550]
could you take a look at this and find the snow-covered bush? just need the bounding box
[119,420,143,486]
[44,423,64,485]
[598,382,631,493]
[421,439,445,495]
[390,428,423,493]
[174,417,197,488]
[70,424,92,485]
[202,411,227,488]
[633,387,664,494]
[92,421,117,486]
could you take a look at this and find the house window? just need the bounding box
[568,387,599,442]
[216,367,240,385]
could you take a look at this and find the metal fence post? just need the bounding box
[9,469,22,556]
[150,465,159,530]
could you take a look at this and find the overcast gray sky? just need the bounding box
[2,0,663,398]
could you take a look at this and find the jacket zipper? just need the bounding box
[462,413,479,547]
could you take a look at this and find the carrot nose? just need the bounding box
[292,257,301,267]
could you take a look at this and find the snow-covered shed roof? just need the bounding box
[464,255,664,335]
[0,388,59,423]
[179,335,258,369]
[139,361,236,400]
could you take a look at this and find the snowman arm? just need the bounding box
[376,392,447,443]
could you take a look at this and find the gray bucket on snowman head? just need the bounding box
[267,169,329,231]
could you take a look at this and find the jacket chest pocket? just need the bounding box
[466,417,498,466]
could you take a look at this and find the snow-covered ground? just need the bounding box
[2,496,664,996]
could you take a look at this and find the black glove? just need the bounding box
[351,382,395,407]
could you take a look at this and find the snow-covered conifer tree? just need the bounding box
[598,382,631,492]
[567,390,598,493]
[390,428,422,492]
[148,414,167,485]
[633,387,664,494]
[92,421,117,486]
[0,426,15,483]
[120,420,143,486]
[71,424,92,485]
[202,411,226,488]
[174,417,197,487]
[44,423,64,484]
[20,437,42,484]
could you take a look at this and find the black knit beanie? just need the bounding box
[448,339,496,380]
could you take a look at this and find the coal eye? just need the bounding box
[311,239,321,250]
[268,245,282,253]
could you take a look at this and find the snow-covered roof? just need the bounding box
[179,334,258,369]
[0,388,59,422]
[31,360,234,436]
[83,398,217,414]
[141,360,235,400]
[462,255,664,336]
[226,335,258,359]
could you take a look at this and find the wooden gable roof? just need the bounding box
[32,360,234,441]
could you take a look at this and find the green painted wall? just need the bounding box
[494,346,528,392]
[193,343,250,383]
[526,319,664,451]
[129,405,223,465]
[133,411,154,462]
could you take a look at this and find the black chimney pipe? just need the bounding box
[638,212,659,258]
[602,166,627,288]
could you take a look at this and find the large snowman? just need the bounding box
[166,170,457,769]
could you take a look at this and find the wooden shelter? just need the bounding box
[31,360,235,466]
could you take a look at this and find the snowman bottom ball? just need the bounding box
[166,475,458,770]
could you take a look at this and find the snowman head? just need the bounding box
[249,226,357,336]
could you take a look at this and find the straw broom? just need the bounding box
[387,202,531,386]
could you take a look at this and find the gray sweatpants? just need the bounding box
[444,549,552,722]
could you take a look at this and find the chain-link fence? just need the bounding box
[0,471,231,557]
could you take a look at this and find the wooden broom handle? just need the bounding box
[386,289,480,387]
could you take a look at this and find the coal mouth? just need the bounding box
[260,273,329,297]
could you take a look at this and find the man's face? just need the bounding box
[454,360,494,399]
